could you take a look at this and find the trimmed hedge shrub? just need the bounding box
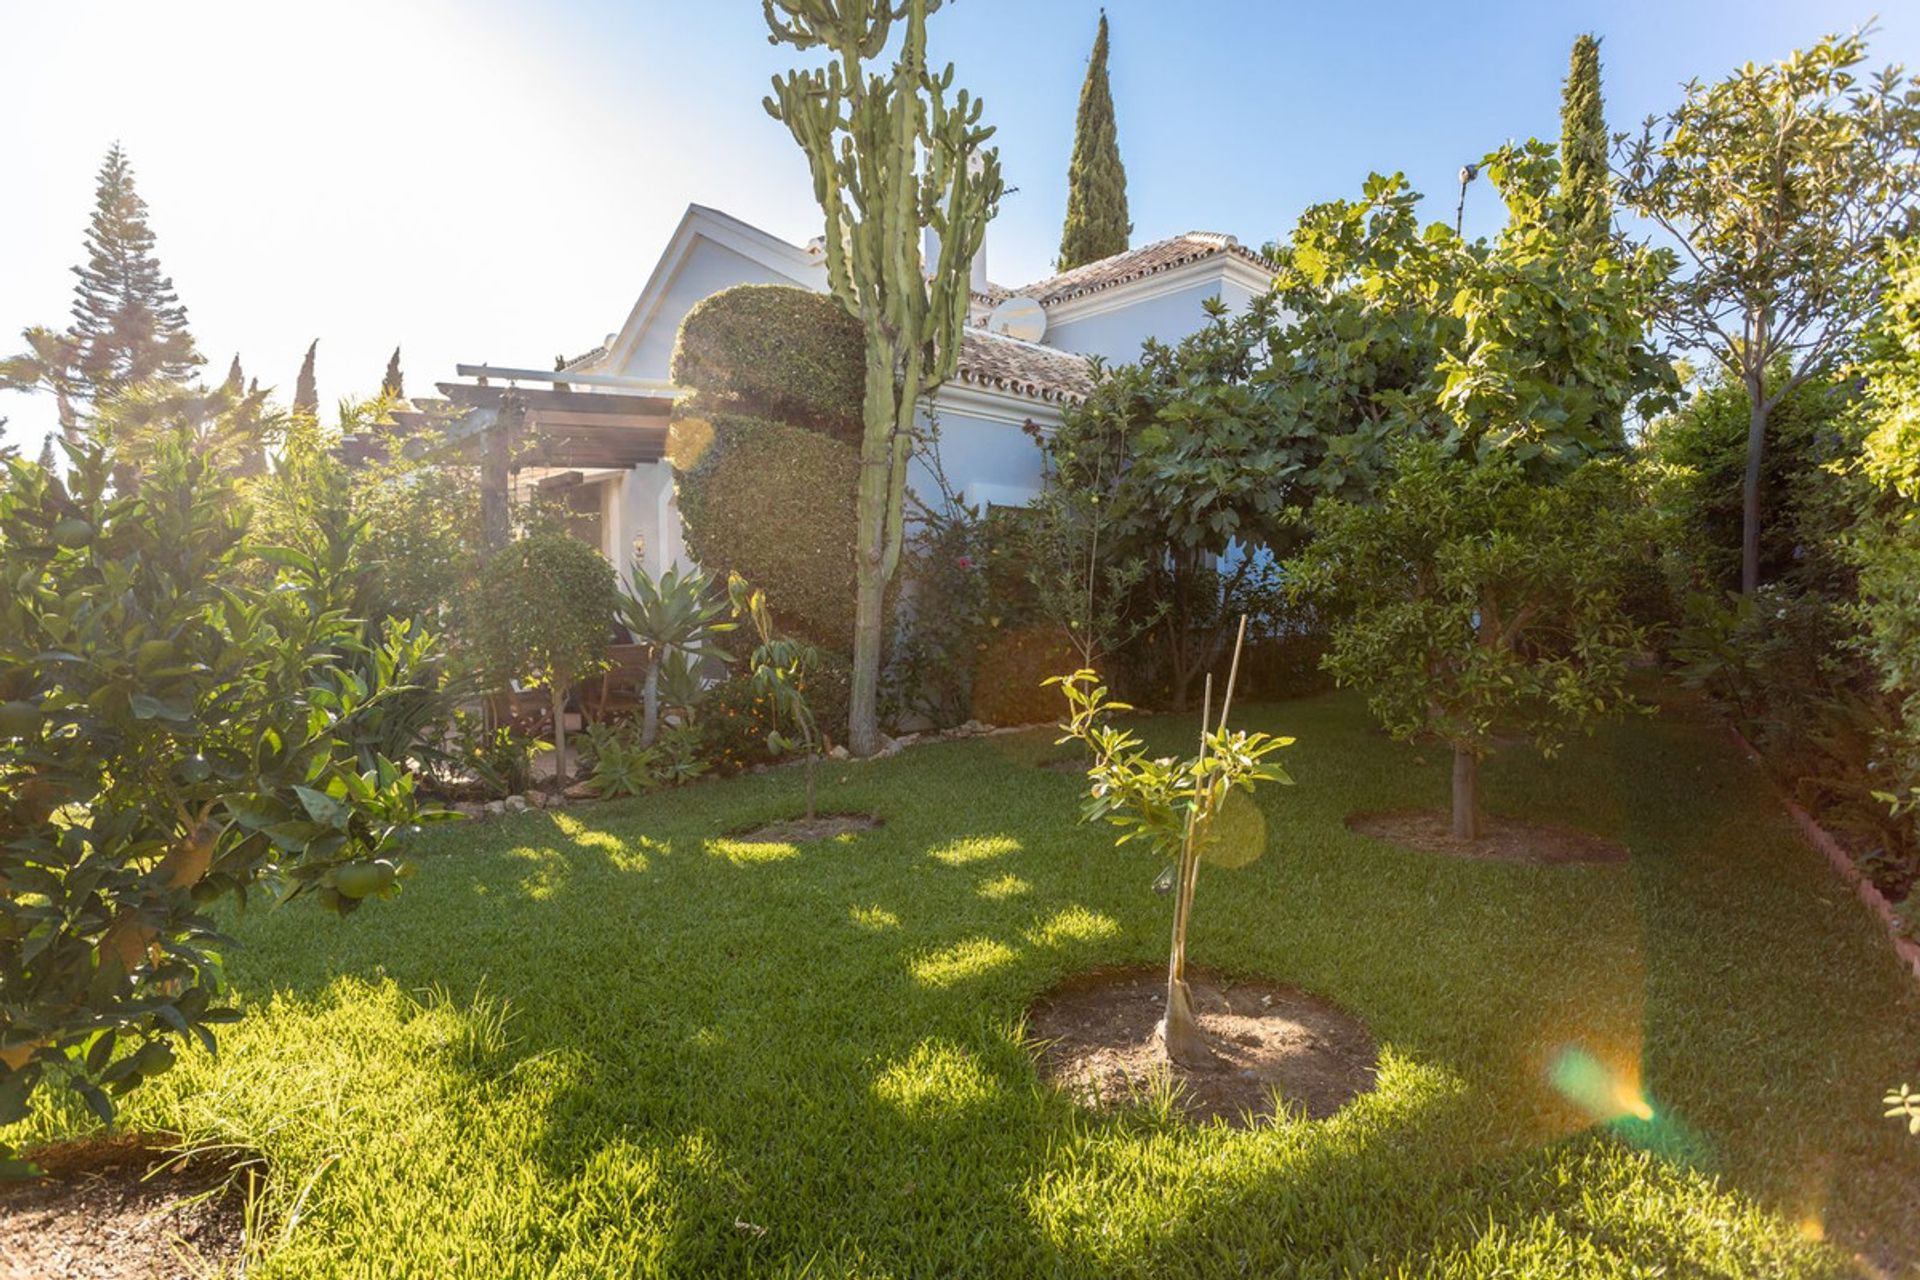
[670,285,865,443]
[670,410,858,650]
[970,625,1080,727]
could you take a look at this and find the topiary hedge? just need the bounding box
[669,410,858,651]
[670,285,865,443]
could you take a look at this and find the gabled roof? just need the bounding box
[593,203,827,375]
[954,329,1092,404]
[1014,233,1276,308]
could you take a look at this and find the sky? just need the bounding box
[2,0,1915,452]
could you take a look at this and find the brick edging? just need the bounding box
[1729,727,1920,985]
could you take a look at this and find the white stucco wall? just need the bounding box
[911,396,1053,512]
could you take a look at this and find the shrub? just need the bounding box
[670,284,864,443]
[0,436,443,1158]
[703,650,852,773]
[670,412,858,651]
[472,530,618,773]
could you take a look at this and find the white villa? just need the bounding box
[415,204,1276,583]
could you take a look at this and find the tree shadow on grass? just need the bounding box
[80,699,1920,1275]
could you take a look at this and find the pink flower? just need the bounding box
[955,556,974,570]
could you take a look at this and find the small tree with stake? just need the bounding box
[729,574,826,821]
[1050,620,1293,1065]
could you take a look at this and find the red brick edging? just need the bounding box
[1729,727,1920,986]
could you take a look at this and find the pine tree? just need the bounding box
[1557,34,1610,247]
[68,145,201,398]
[1057,12,1130,271]
[381,346,404,399]
[293,340,318,418]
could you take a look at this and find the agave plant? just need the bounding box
[618,564,734,747]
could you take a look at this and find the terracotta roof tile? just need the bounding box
[954,329,1093,404]
[1014,233,1275,308]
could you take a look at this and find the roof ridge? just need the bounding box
[1010,233,1275,308]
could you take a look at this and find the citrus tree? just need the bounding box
[1289,445,1648,839]
[1050,622,1293,1065]
[475,529,616,780]
[0,436,442,1170]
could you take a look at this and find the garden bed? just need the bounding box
[1027,966,1377,1126]
[0,1135,252,1280]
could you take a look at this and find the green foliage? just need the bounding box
[1057,12,1130,271]
[1643,368,1859,596]
[764,0,1006,755]
[1616,29,1920,592]
[473,529,616,772]
[475,531,615,696]
[1289,444,1648,786]
[1557,34,1610,247]
[381,347,404,400]
[1043,295,1313,709]
[440,709,543,800]
[0,435,444,1158]
[670,412,858,650]
[670,285,864,442]
[728,575,828,816]
[1852,241,1920,819]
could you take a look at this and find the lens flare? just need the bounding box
[1547,1045,1654,1122]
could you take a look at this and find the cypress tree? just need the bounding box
[36,434,56,470]
[381,346,404,399]
[68,144,201,398]
[1557,34,1610,247]
[293,340,318,418]
[223,355,244,394]
[1057,12,1130,271]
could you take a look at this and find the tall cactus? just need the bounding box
[764,0,1004,756]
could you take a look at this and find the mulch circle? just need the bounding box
[732,813,883,844]
[1346,809,1629,865]
[0,1134,254,1280]
[1027,966,1379,1127]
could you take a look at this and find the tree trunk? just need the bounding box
[1740,393,1768,596]
[1452,746,1481,841]
[640,656,661,748]
[848,355,899,759]
[550,682,568,788]
[1160,848,1211,1065]
[805,750,817,821]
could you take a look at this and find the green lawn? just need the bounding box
[12,691,1920,1277]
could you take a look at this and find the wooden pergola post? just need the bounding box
[481,393,517,551]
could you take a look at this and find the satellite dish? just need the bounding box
[987,296,1047,344]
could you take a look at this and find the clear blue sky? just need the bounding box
[1,0,1912,451]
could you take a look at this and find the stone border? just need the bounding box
[1730,728,1920,986]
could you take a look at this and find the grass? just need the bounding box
[10,690,1920,1277]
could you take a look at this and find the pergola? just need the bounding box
[339,364,681,546]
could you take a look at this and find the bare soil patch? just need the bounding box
[1346,809,1628,865]
[733,813,882,844]
[0,1134,252,1280]
[1028,966,1378,1127]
